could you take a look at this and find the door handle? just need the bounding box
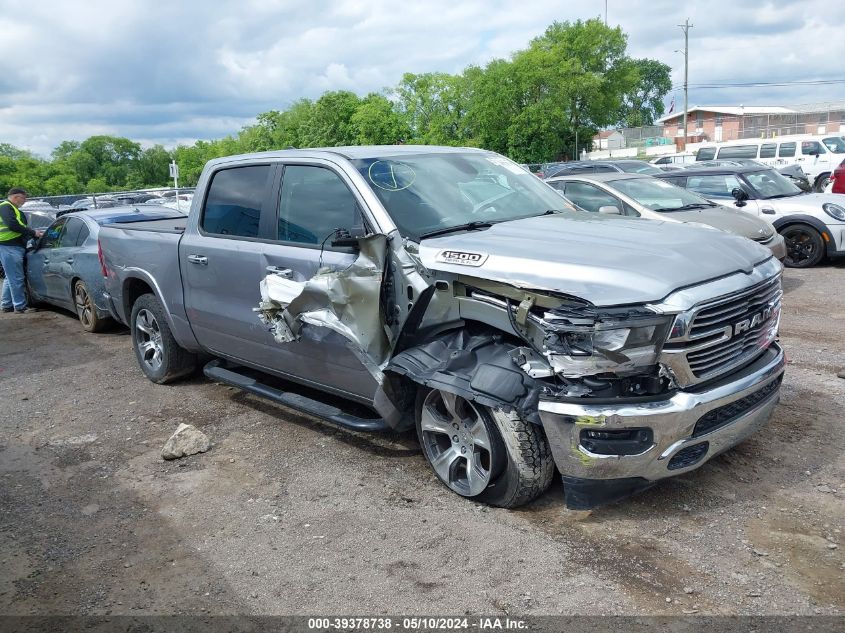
[187,254,208,265]
[266,266,292,278]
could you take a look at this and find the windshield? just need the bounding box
[822,137,845,153]
[744,169,802,199]
[616,161,663,175]
[610,177,714,211]
[352,152,575,240]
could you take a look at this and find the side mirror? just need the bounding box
[598,205,622,215]
[731,188,748,207]
[330,226,365,248]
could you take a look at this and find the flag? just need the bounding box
[668,97,675,114]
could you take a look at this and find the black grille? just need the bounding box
[693,375,783,438]
[667,442,709,470]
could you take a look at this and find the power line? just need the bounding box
[668,78,845,92]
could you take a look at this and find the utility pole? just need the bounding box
[604,0,608,25]
[679,18,693,148]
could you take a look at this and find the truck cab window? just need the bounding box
[201,166,270,238]
[278,166,361,244]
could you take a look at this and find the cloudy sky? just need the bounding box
[2,0,843,156]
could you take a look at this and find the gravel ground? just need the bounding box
[0,262,842,617]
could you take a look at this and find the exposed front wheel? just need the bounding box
[130,293,196,384]
[74,280,110,332]
[415,388,554,508]
[781,224,824,268]
[815,173,831,192]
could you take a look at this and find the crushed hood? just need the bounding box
[418,213,772,306]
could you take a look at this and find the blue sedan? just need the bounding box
[26,206,187,331]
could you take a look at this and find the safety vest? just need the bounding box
[0,200,25,242]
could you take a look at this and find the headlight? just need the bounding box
[540,309,672,377]
[823,203,845,222]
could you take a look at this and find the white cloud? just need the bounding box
[0,0,843,156]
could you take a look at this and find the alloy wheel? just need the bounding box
[74,283,94,329]
[135,308,164,371]
[783,228,819,266]
[419,389,494,497]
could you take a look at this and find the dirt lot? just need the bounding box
[0,263,843,617]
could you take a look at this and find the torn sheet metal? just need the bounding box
[386,328,547,425]
[255,234,391,374]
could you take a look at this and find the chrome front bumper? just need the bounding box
[538,343,785,485]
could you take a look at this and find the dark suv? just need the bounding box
[544,160,662,179]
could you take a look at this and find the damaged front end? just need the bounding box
[254,232,678,423]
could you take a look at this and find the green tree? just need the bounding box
[42,174,82,196]
[300,91,361,146]
[394,72,474,144]
[619,59,672,127]
[468,19,640,162]
[351,94,408,145]
[128,145,172,188]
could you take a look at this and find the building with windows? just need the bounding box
[658,103,845,143]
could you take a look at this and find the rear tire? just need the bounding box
[130,293,196,384]
[415,387,554,508]
[74,280,110,332]
[780,224,825,268]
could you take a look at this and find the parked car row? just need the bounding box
[547,158,844,268]
[652,134,845,192]
[12,145,788,512]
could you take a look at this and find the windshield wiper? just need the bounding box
[419,220,494,239]
[766,192,802,199]
[653,203,716,212]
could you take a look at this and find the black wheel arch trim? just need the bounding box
[773,215,834,256]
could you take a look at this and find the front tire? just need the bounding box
[130,293,196,384]
[814,173,831,192]
[781,224,825,268]
[74,280,110,332]
[415,387,554,508]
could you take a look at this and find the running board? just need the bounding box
[203,360,390,432]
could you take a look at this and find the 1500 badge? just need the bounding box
[435,250,489,267]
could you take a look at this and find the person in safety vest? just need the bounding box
[0,188,44,313]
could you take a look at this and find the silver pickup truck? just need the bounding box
[99,146,785,509]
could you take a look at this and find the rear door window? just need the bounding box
[201,166,271,238]
[716,145,758,159]
[58,217,85,248]
[562,181,623,213]
[75,223,91,246]
[696,147,717,161]
[759,143,777,158]
[277,165,362,245]
[686,174,744,198]
[778,142,796,157]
